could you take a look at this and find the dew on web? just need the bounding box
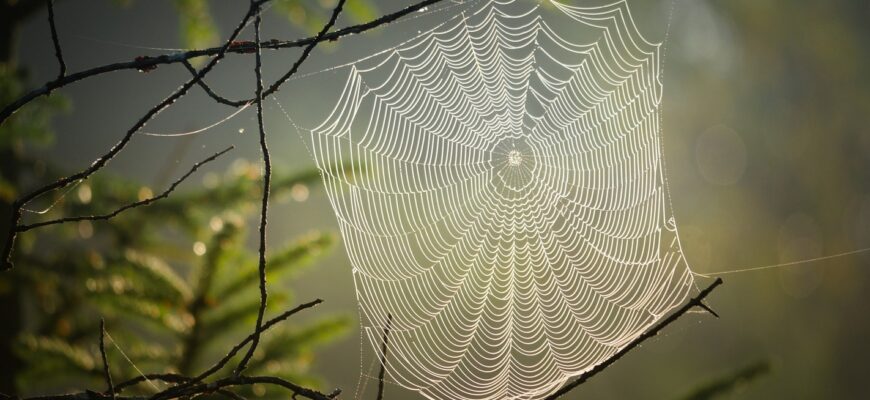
[305,1,694,398]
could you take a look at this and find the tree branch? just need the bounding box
[0,0,447,122]
[99,319,115,400]
[181,60,243,107]
[46,0,66,82]
[234,3,271,375]
[2,1,260,271]
[150,299,325,400]
[16,146,233,233]
[376,314,393,400]
[544,278,725,399]
[234,0,347,375]
[7,300,328,400]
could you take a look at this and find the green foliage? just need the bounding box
[4,0,366,396]
[115,0,380,57]
[274,0,379,33]
[0,66,68,154]
[1,59,352,395]
[12,160,350,395]
[173,0,219,65]
[16,335,99,382]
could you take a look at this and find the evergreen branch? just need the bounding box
[87,293,190,336]
[217,231,335,302]
[251,316,349,370]
[10,375,333,400]
[201,292,289,344]
[544,278,725,399]
[152,299,325,400]
[179,223,242,374]
[16,146,233,233]
[7,301,328,400]
[122,250,194,304]
[0,0,448,121]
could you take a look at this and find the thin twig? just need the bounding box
[376,314,393,400]
[255,0,347,106]
[2,1,260,271]
[170,375,337,400]
[46,0,66,81]
[18,301,325,400]
[0,0,447,122]
[17,374,334,400]
[113,374,189,393]
[0,0,422,399]
[16,146,233,232]
[544,278,725,399]
[181,61,243,107]
[99,319,116,400]
[152,299,324,400]
[234,3,270,374]
[235,0,347,375]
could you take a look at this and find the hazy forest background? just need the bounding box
[2,0,869,399]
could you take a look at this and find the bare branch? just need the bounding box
[17,374,333,400]
[2,1,260,271]
[182,60,243,107]
[169,375,337,400]
[99,319,115,400]
[151,299,324,400]
[544,278,725,399]
[113,374,188,393]
[235,0,347,375]
[46,0,66,81]
[256,0,347,106]
[16,146,233,233]
[0,0,447,122]
[234,1,271,376]
[376,314,393,400]
[10,301,326,400]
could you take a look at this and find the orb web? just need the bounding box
[308,0,695,398]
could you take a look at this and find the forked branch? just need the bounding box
[0,1,261,271]
[0,0,448,123]
[234,0,347,375]
[15,146,233,233]
[6,300,331,400]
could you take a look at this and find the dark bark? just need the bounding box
[0,0,64,392]
[0,1,22,392]
[0,158,21,394]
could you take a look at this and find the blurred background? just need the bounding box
[1,0,868,398]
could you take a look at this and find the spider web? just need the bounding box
[308,1,694,398]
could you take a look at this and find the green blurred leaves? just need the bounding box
[679,360,772,400]
[173,0,218,51]
[274,0,378,33]
[11,159,352,394]
[0,66,68,154]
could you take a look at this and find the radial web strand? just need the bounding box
[308,1,695,398]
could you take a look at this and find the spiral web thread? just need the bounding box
[309,1,695,398]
